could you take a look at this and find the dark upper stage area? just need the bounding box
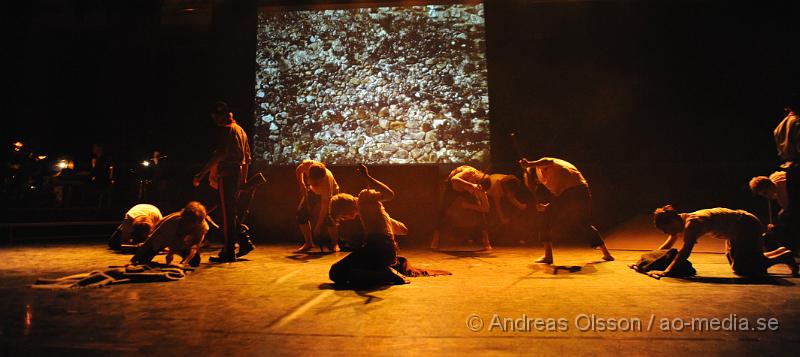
[3,0,799,243]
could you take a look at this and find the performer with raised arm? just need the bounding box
[295,160,340,252]
[519,157,614,264]
[329,164,449,286]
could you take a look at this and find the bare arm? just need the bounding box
[314,184,331,235]
[357,164,395,202]
[650,226,697,279]
[657,234,679,250]
[519,158,554,169]
[450,170,481,193]
[295,160,313,197]
[390,218,409,236]
[179,227,207,267]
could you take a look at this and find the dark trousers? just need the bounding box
[218,171,241,256]
[542,185,605,248]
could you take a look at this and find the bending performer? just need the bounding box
[650,205,798,278]
[519,157,614,264]
[295,160,340,252]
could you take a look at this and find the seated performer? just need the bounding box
[650,205,798,278]
[295,160,340,252]
[108,203,162,250]
[130,201,210,268]
[329,164,449,286]
[519,157,614,264]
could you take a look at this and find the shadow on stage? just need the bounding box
[316,283,390,305]
[436,250,496,259]
[671,275,795,286]
[285,251,334,262]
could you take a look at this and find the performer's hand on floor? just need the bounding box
[648,271,669,279]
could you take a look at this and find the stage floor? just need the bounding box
[1,218,799,356]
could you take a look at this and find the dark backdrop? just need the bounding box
[4,0,799,245]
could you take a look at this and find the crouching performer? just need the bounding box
[109,203,162,250]
[650,205,798,278]
[329,165,450,286]
[130,201,211,268]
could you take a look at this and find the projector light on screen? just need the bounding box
[254,3,490,164]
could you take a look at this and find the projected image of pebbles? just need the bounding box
[254,4,490,164]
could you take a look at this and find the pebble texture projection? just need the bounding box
[254,4,490,164]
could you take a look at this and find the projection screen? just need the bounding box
[253,2,489,164]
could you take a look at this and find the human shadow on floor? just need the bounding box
[317,283,390,305]
[671,275,795,286]
[285,252,331,262]
[437,250,496,258]
[528,260,612,276]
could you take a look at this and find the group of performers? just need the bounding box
[109,96,800,284]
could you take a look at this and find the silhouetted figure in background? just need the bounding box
[650,205,797,278]
[193,101,253,262]
[519,157,614,264]
[89,143,113,208]
[773,94,800,237]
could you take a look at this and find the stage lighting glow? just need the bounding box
[254,3,490,164]
[141,160,151,167]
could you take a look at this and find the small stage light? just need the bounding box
[141,160,151,167]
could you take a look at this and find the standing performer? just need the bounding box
[773,94,800,227]
[328,164,449,286]
[649,205,798,278]
[295,160,340,252]
[519,157,614,264]
[193,101,253,262]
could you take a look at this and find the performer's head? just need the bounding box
[308,162,327,184]
[211,101,233,126]
[653,205,684,235]
[179,201,208,237]
[130,216,156,244]
[330,193,358,223]
[749,176,777,199]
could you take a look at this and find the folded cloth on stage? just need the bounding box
[394,256,452,277]
[32,263,192,289]
[629,249,696,277]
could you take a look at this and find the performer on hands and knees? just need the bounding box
[519,157,614,264]
[650,205,798,278]
[193,101,253,262]
[295,160,340,252]
[130,201,210,268]
[109,203,162,250]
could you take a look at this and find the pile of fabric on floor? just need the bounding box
[32,263,193,289]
